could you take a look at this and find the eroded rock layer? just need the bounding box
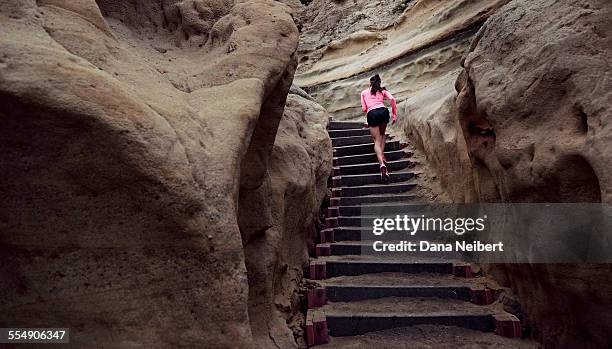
[455,1,612,347]
[0,0,331,347]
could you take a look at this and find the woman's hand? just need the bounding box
[392,115,397,125]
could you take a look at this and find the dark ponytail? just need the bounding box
[370,74,386,95]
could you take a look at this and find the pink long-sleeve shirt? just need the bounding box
[361,89,397,117]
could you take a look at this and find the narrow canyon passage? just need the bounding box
[1,0,610,347]
[304,120,538,348]
[295,0,612,347]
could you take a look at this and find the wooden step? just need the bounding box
[328,128,371,138]
[336,203,427,217]
[328,121,366,130]
[322,297,496,336]
[336,159,413,176]
[333,141,401,157]
[317,241,463,259]
[322,259,454,277]
[324,226,450,242]
[332,134,391,147]
[333,182,417,197]
[334,171,415,187]
[334,150,411,166]
[320,273,492,302]
[336,194,418,206]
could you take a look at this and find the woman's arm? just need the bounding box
[384,90,398,122]
[361,92,368,112]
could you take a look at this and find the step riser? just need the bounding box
[333,229,422,242]
[338,195,417,206]
[332,135,390,147]
[337,217,361,227]
[332,229,364,242]
[338,204,427,216]
[306,311,329,345]
[328,129,371,138]
[326,286,471,302]
[325,262,453,277]
[337,160,412,176]
[338,183,417,197]
[331,244,360,255]
[331,229,451,242]
[329,244,463,258]
[336,216,438,227]
[337,172,414,187]
[334,151,410,166]
[326,314,494,337]
[334,141,400,157]
[328,122,365,130]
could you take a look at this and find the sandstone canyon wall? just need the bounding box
[454,1,612,348]
[296,0,612,348]
[0,0,331,348]
[244,92,332,348]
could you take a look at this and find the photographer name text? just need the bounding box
[372,240,504,252]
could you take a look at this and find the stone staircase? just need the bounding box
[304,121,536,348]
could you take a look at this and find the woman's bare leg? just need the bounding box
[378,122,388,163]
[369,126,384,164]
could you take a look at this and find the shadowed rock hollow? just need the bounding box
[0,0,331,347]
[243,92,332,348]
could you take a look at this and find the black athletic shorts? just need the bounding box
[367,107,390,127]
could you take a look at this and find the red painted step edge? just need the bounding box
[306,311,330,346]
[319,229,335,243]
[316,244,331,257]
[493,313,522,338]
[307,287,327,308]
[326,206,339,218]
[309,261,327,280]
[325,217,338,229]
[453,263,473,278]
[332,176,342,188]
[470,287,494,305]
